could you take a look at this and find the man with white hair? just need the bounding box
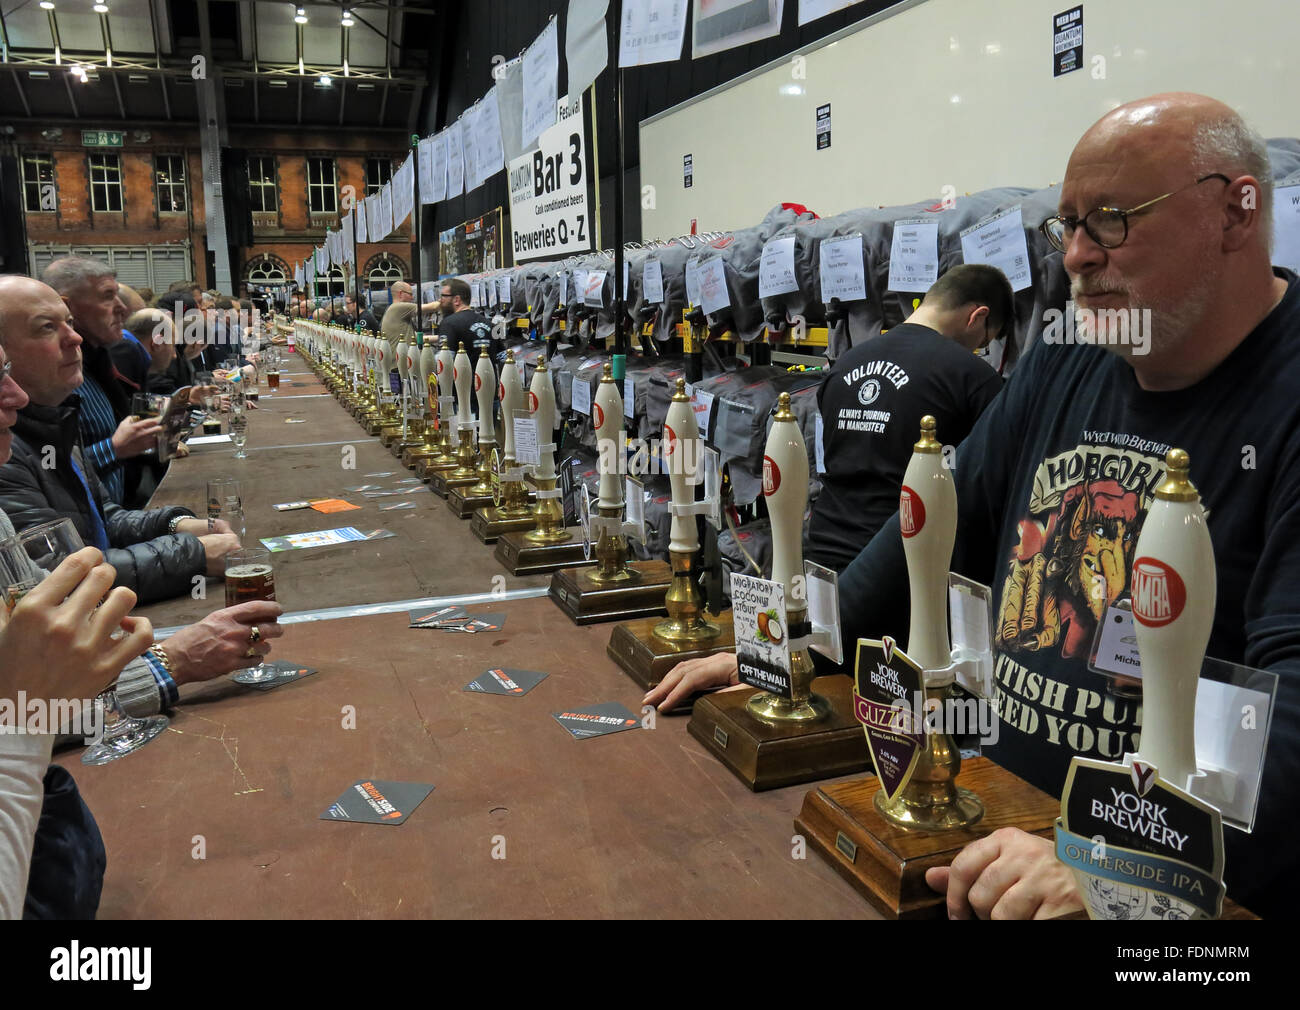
[40,257,160,504]
[649,93,1298,919]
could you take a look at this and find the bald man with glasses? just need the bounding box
[647,92,1298,919]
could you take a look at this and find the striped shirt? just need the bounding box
[75,373,124,504]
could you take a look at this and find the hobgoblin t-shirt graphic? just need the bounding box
[998,436,1171,660]
[988,434,1179,771]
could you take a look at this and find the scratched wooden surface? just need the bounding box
[57,599,874,919]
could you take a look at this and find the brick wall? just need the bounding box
[15,123,412,296]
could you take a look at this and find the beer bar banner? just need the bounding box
[508,95,594,263]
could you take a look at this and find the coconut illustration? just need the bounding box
[756,608,784,644]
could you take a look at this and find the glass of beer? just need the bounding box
[225,547,278,685]
[267,369,281,390]
[0,520,169,765]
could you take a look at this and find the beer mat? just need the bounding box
[408,605,468,627]
[246,662,319,692]
[362,490,402,497]
[309,498,361,513]
[285,418,307,424]
[320,780,434,826]
[272,501,313,512]
[364,472,398,478]
[260,527,383,552]
[552,702,642,740]
[186,434,233,445]
[465,667,548,696]
[343,484,383,493]
[453,613,506,634]
[401,486,430,495]
[395,477,423,484]
[360,528,397,542]
[379,501,417,511]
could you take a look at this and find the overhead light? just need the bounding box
[39,1,55,9]
[29,70,50,79]
[340,10,354,26]
[92,2,108,11]
[268,78,289,88]
[778,83,803,96]
[71,64,88,83]
[318,74,332,86]
[294,6,308,23]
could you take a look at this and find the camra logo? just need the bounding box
[899,485,925,538]
[498,382,505,400]
[664,423,678,457]
[528,391,539,412]
[1131,557,1186,628]
[50,942,151,990]
[475,374,482,391]
[763,455,780,496]
[857,378,881,406]
[436,360,444,374]
[593,403,605,429]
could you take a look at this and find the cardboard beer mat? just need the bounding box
[320,779,434,825]
[260,528,395,552]
[309,498,361,513]
[464,668,548,696]
[408,605,468,628]
[552,702,642,740]
[247,661,319,692]
[852,636,925,802]
[1055,756,1225,920]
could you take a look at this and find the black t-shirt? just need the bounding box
[836,270,1300,918]
[807,323,1003,571]
[437,309,493,360]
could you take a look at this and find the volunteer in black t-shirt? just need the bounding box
[436,278,494,365]
[646,93,1298,920]
[809,264,1010,571]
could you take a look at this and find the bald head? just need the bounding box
[118,283,146,316]
[0,275,83,405]
[1072,93,1272,244]
[1056,92,1281,390]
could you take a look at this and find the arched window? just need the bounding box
[244,253,291,287]
[363,252,407,291]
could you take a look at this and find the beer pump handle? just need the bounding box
[529,359,557,481]
[594,362,624,510]
[1131,449,1213,790]
[901,416,957,676]
[500,349,521,459]
[435,340,453,400]
[763,393,808,603]
[475,347,495,444]
[418,345,436,404]
[453,347,473,426]
[665,378,700,554]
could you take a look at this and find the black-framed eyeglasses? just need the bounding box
[1040,173,1231,253]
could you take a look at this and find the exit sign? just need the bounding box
[82,129,123,147]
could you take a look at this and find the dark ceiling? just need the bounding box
[0,0,439,129]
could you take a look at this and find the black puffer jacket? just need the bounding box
[0,397,204,605]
